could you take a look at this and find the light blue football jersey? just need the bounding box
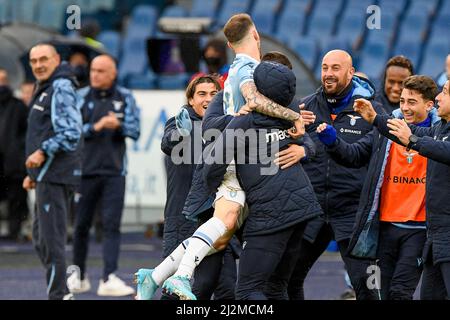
[223,54,259,115]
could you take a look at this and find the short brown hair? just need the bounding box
[223,13,254,44]
[186,75,221,104]
[261,51,293,70]
[386,55,414,75]
[403,75,438,102]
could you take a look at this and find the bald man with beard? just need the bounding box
[277,50,385,300]
[68,55,140,297]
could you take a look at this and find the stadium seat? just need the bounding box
[392,38,423,70]
[126,70,157,89]
[363,10,397,44]
[289,37,319,71]
[36,0,67,30]
[397,12,429,44]
[0,0,11,24]
[306,11,337,47]
[119,36,152,84]
[216,0,252,26]
[345,0,374,11]
[97,31,121,59]
[358,38,390,81]
[251,0,280,36]
[427,13,450,43]
[190,0,219,18]
[10,0,37,24]
[440,0,450,15]
[408,0,439,16]
[157,73,190,90]
[311,0,343,14]
[161,4,188,17]
[335,9,366,49]
[419,39,450,78]
[125,5,158,39]
[275,6,306,45]
[377,0,408,15]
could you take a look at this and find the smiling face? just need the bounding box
[321,50,354,95]
[188,82,218,118]
[90,55,117,89]
[385,66,412,104]
[29,45,60,82]
[400,89,433,124]
[436,81,450,122]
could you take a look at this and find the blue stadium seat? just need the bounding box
[157,73,190,90]
[440,0,450,15]
[419,39,450,78]
[397,12,429,44]
[190,0,219,18]
[306,11,337,47]
[335,9,366,48]
[125,5,158,39]
[216,0,252,26]
[126,70,157,89]
[408,0,439,16]
[10,0,37,24]
[392,39,423,70]
[427,13,450,43]
[0,0,11,24]
[119,36,154,88]
[251,0,280,35]
[274,1,308,44]
[358,39,390,81]
[377,0,407,14]
[289,37,319,71]
[345,0,373,11]
[37,0,67,30]
[161,4,188,17]
[97,31,121,59]
[312,0,343,14]
[364,10,397,44]
[306,0,343,44]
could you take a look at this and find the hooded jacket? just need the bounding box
[373,113,450,264]
[77,84,140,176]
[202,110,323,236]
[325,108,440,259]
[160,106,201,257]
[301,76,386,242]
[26,63,82,185]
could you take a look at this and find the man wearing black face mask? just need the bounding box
[286,50,385,300]
[69,51,90,88]
[202,38,230,87]
[0,68,29,241]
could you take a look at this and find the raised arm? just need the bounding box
[240,81,305,138]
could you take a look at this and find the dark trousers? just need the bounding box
[287,223,377,300]
[0,176,28,239]
[377,223,426,300]
[235,222,306,300]
[32,182,72,300]
[420,254,450,299]
[73,175,125,281]
[193,242,238,300]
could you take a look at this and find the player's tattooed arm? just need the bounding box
[240,81,305,138]
[240,81,300,121]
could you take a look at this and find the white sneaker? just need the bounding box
[63,293,75,300]
[67,272,91,294]
[97,274,135,297]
